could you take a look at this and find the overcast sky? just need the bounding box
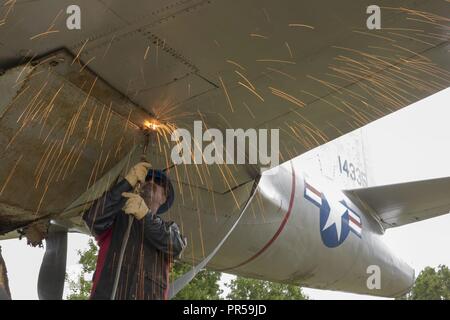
[1,87,450,300]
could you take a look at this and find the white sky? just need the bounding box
[1,87,450,300]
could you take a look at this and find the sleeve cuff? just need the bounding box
[110,179,133,198]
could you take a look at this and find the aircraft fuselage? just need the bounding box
[208,162,414,297]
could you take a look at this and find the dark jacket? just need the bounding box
[82,179,186,300]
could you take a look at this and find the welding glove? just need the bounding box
[122,192,150,220]
[124,162,151,187]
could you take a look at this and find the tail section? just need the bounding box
[296,128,373,189]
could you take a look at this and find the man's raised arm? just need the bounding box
[83,162,151,236]
[82,179,132,236]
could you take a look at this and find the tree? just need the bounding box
[400,265,450,300]
[66,238,98,300]
[171,262,223,300]
[226,276,308,300]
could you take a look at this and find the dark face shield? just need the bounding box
[144,169,175,215]
[140,181,167,214]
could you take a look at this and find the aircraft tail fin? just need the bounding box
[298,128,372,190]
[344,176,450,229]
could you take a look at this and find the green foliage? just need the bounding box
[65,238,223,300]
[66,238,98,300]
[401,265,450,300]
[226,276,308,300]
[66,239,309,301]
[171,262,223,300]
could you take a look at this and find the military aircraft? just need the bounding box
[0,0,449,299]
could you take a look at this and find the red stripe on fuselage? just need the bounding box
[220,163,297,271]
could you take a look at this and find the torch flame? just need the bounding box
[144,119,161,131]
[143,119,177,137]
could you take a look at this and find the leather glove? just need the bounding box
[122,192,150,220]
[125,162,151,187]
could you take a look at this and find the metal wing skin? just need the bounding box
[0,1,449,290]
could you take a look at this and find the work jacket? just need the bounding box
[82,179,185,300]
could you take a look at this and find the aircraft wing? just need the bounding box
[0,0,449,236]
[344,176,450,229]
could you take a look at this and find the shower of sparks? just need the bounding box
[144,45,150,60]
[285,42,294,59]
[235,70,255,90]
[30,30,59,40]
[238,81,264,102]
[250,33,268,39]
[269,87,305,108]
[226,59,246,70]
[218,76,234,112]
[288,23,315,29]
[143,118,177,138]
[0,0,16,26]
[0,154,23,196]
[30,9,62,40]
[1,3,449,276]
[256,59,296,65]
[72,39,89,65]
[79,56,96,72]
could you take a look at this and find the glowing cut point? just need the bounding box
[144,119,161,131]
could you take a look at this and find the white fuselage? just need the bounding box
[207,161,414,297]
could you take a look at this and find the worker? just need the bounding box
[83,162,187,300]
